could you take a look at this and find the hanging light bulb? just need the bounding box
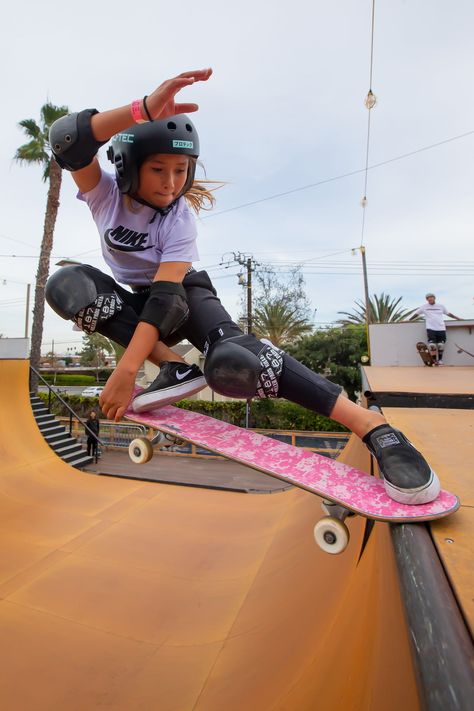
[360,196,368,208]
[364,90,377,109]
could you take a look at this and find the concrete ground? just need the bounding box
[83,447,291,494]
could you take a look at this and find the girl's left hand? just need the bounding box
[99,368,135,422]
[146,68,213,120]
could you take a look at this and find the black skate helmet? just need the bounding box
[107,114,200,198]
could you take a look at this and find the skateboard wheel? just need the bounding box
[129,437,153,464]
[313,517,350,554]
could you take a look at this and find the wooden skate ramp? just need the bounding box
[0,360,419,710]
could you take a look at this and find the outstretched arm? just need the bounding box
[51,69,213,194]
[90,68,213,142]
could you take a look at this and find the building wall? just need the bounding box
[369,321,474,366]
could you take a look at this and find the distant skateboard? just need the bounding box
[417,341,436,366]
[124,404,459,555]
[455,343,474,359]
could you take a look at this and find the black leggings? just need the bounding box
[66,266,342,417]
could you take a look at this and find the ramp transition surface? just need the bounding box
[0,359,456,710]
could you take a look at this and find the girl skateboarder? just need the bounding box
[46,68,439,505]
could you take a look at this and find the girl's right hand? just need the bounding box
[99,367,136,422]
[145,68,213,120]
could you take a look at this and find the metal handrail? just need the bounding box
[29,365,106,448]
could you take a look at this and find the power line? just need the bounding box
[0,233,38,249]
[360,0,377,247]
[199,128,474,220]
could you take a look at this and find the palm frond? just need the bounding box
[337,292,418,324]
[41,103,69,129]
[14,142,48,164]
[17,119,42,140]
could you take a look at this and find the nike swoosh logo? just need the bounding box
[176,369,193,381]
[104,228,153,252]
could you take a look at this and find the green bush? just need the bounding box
[38,393,105,419]
[175,398,348,432]
[37,393,347,432]
[41,374,96,385]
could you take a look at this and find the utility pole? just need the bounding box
[220,252,259,427]
[246,256,253,334]
[360,246,370,325]
[353,246,371,360]
[221,252,258,334]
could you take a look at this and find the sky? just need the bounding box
[1,0,473,354]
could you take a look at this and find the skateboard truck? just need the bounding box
[313,500,353,555]
[129,432,185,464]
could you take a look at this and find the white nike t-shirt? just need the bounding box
[78,171,199,286]
[414,303,449,331]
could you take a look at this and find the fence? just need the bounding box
[152,429,349,460]
[61,418,349,460]
[60,418,148,449]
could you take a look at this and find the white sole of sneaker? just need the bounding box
[132,377,207,413]
[383,469,441,505]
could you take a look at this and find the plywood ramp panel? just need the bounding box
[382,407,474,636]
[364,366,474,395]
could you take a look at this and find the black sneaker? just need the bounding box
[363,424,440,504]
[132,362,206,413]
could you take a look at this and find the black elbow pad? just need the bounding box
[139,281,189,340]
[49,109,107,171]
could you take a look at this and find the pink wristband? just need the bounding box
[130,99,146,124]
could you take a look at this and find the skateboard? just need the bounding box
[417,341,436,366]
[124,404,460,555]
[455,343,474,359]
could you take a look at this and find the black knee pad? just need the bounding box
[46,265,99,319]
[46,265,123,332]
[204,335,283,399]
[204,337,262,398]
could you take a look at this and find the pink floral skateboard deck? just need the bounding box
[125,405,459,523]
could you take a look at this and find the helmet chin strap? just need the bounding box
[128,192,176,216]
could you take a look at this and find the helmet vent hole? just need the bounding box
[167,121,177,130]
[185,124,193,132]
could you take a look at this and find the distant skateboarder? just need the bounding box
[412,293,462,365]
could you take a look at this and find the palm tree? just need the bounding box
[252,300,314,348]
[15,102,69,392]
[337,292,418,325]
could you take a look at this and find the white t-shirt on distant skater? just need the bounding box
[414,303,449,331]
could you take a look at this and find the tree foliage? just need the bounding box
[337,292,418,325]
[286,325,368,401]
[80,333,114,367]
[252,301,314,347]
[243,266,315,347]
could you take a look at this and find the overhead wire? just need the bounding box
[360,0,376,247]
